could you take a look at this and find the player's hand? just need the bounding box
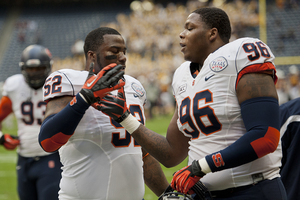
[171,160,206,194]
[0,133,20,150]
[79,63,125,105]
[95,87,130,123]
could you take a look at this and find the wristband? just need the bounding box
[120,113,141,134]
[198,158,212,174]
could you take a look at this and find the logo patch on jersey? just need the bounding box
[178,84,187,95]
[209,56,228,72]
[131,82,145,97]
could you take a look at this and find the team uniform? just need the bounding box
[43,69,147,200]
[279,97,300,200]
[1,74,62,200]
[172,38,282,192]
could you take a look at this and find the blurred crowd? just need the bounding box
[276,65,300,105]
[51,0,299,118]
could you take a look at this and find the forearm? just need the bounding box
[143,153,169,196]
[39,93,89,152]
[204,96,280,173]
[132,125,183,167]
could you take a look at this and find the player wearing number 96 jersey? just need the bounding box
[97,7,287,200]
[173,37,282,191]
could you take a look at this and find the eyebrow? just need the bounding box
[110,46,127,51]
[184,22,190,28]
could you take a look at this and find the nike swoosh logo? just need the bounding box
[205,74,215,81]
[87,76,97,87]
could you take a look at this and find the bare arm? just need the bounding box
[236,72,278,103]
[43,96,73,120]
[142,148,169,196]
[132,105,190,168]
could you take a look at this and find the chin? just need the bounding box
[184,54,191,62]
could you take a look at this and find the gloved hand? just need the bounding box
[80,63,125,105]
[0,132,20,150]
[94,86,130,123]
[171,160,206,194]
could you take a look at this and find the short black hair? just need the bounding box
[83,27,121,57]
[193,7,231,43]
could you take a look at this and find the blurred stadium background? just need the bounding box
[0,0,299,199]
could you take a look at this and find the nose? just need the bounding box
[179,30,185,39]
[118,52,126,64]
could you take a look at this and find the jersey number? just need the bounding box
[44,75,62,96]
[21,101,46,125]
[242,41,270,61]
[179,90,221,138]
[111,105,144,147]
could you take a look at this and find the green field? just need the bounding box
[0,114,188,200]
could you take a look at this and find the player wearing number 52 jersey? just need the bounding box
[0,45,62,200]
[39,27,168,200]
[43,70,147,199]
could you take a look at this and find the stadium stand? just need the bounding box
[0,2,131,82]
[0,0,299,112]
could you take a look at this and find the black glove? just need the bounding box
[159,181,212,200]
[95,86,130,123]
[80,63,125,104]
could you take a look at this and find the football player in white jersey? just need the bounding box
[0,45,62,200]
[38,27,168,200]
[98,7,287,200]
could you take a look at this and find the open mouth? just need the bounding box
[180,43,186,52]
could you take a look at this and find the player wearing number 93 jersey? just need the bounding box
[0,44,62,200]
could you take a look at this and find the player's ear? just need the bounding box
[209,27,218,42]
[87,50,96,62]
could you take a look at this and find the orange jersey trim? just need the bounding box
[41,132,72,152]
[250,126,280,158]
[0,96,13,122]
[236,62,277,89]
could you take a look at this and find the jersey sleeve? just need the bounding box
[235,38,277,87]
[2,74,23,97]
[123,75,147,124]
[43,69,88,101]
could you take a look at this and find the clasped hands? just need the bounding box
[79,62,129,122]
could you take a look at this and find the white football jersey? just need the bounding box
[2,74,49,157]
[172,37,281,191]
[44,69,147,200]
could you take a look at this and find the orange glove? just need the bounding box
[171,160,206,194]
[0,133,20,150]
[80,63,125,104]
